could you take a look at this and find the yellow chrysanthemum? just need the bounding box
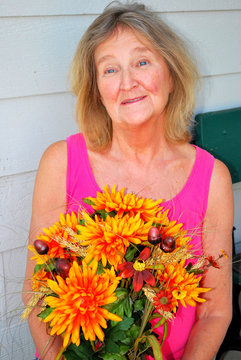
[76,212,152,268]
[29,212,80,264]
[87,185,162,222]
[159,261,210,310]
[44,261,122,348]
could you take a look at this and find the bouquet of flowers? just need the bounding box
[22,185,226,360]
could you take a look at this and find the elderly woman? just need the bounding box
[23,2,233,360]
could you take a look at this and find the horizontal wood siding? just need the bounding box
[0,0,241,16]
[0,11,240,99]
[0,93,78,176]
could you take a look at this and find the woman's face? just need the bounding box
[95,26,173,130]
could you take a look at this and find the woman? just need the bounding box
[23,2,233,360]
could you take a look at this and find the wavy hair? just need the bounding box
[70,1,199,150]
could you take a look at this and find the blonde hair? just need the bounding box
[70,2,199,151]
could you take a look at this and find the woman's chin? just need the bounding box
[115,113,160,131]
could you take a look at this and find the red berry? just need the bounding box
[55,259,71,278]
[148,227,162,245]
[161,236,176,253]
[34,240,49,255]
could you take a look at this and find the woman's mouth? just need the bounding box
[121,96,146,105]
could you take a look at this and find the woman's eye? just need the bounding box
[104,68,115,74]
[138,60,148,66]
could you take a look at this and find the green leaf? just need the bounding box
[97,261,104,275]
[105,339,120,353]
[145,334,163,360]
[108,328,126,342]
[150,313,162,320]
[189,269,204,275]
[128,324,140,339]
[160,321,167,346]
[113,317,134,331]
[33,264,44,275]
[119,344,130,355]
[106,210,116,217]
[78,218,85,226]
[99,353,127,360]
[124,246,137,262]
[64,352,82,360]
[82,198,96,206]
[133,298,145,312]
[64,342,94,360]
[33,261,55,275]
[151,316,166,330]
[37,307,53,320]
[115,288,129,300]
[120,323,140,346]
[107,288,133,319]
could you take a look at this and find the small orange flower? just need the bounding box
[206,256,220,269]
[158,261,210,309]
[29,212,79,264]
[87,185,162,222]
[76,212,152,268]
[31,268,51,291]
[153,290,174,313]
[44,261,122,347]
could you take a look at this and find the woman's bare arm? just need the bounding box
[182,159,234,360]
[22,140,67,359]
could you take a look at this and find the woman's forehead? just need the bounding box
[94,26,156,62]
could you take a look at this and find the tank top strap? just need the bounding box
[190,145,215,218]
[161,145,215,247]
[66,133,99,214]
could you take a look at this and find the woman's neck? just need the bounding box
[110,121,171,164]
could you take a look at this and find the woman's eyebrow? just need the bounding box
[96,46,151,66]
[96,55,115,66]
[132,46,151,54]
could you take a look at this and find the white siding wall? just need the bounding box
[0,1,240,358]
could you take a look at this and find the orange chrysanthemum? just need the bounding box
[158,261,210,310]
[44,261,122,347]
[76,212,152,268]
[87,185,162,222]
[29,212,80,264]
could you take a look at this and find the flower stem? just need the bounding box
[138,300,153,337]
[133,300,154,358]
[55,346,66,360]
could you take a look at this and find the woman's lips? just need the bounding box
[121,96,146,105]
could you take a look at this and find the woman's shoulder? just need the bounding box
[211,158,232,189]
[30,140,68,220]
[35,140,67,196]
[39,140,67,172]
[42,139,67,159]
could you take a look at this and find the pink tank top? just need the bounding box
[65,133,214,360]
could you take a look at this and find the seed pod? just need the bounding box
[55,258,71,278]
[34,239,49,255]
[148,227,162,245]
[161,236,176,253]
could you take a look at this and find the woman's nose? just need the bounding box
[120,68,138,91]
